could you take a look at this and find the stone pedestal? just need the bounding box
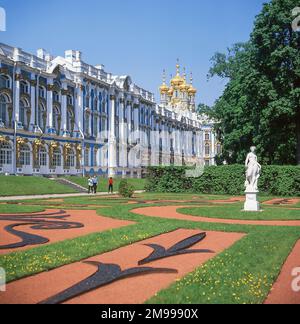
[244,191,260,212]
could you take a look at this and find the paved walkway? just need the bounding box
[0,191,145,201]
[132,205,300,227]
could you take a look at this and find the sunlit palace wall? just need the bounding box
[0,43,218,178]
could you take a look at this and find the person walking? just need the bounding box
[93,176,98,194]
[108,177,114,194]
[88,177,94,194]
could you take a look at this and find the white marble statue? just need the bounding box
[245,146,261,192]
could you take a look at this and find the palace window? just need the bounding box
[53,91,60,102]
[84,113,90,135]
[205,143,210,156]
[0,75,11,89]
[38,104,46,131]
[53,148,61,167]
[67,95,73,106]
[19,100,28,129]
[93,115,98,138]
[66,108,74,133]
[20,144,31,166]
[0,143,12,165]
[85,95,90,108]
[39,147,47,167]
[39,86,46,99]
[53,106,61,134]
[217,143,222,155]
[92,149,97,167]
[84,148,90,167]
[205,133,210,141]
[66,149,75,168]
[20,81,30,95]
[0,94,9,126]
[205,159,210,166]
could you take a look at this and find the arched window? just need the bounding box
[20,81,30,95]
[66,149,75,168]
[19,100,27,129]
[53,91,60,102]
[67,108,74,133]
[0,75,10,89]
[0,142,12,165]
[67,95,73,106]
[93,114,98,138]
[0,94,9,126]
[20,144,31,166]
[39,146,47,167]
[53,106,61,134]
[84,113,90,135]
[39,86,46,99]
[38,104,46,131]
[84,147,89,167]
[205,133,210,141]
[205,144,210,156]
[53,147,61,167]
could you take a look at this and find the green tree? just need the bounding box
[209,0,300,165]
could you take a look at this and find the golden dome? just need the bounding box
[188,85,197,95]
[160,84,169,94]
[159,69,170,94]
[188,73,197,95]
[179,68,191,92]
[170,61,185,87]
[167,87,174,96]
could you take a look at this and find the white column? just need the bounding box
[126,101,132,144]
[30,79,36,130]
[75,84,84,134]
[14,71,21,123]
[119,98,127,177]
[46,79,53,133]
[108,94,116,177]
[61,84,67,136]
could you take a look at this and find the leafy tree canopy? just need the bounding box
[209,0,300,165]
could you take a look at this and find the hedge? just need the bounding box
[145,165,300,197]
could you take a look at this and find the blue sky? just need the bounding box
[0,0,269,106]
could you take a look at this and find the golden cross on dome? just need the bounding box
[176,58,180,76]
[162,69,166,84]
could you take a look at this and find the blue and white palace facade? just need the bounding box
[0,43,219,177]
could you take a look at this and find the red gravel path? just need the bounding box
[0,229,244,304]
[132,206,300,227]
[0,209,134,255]
[265,240,300,304]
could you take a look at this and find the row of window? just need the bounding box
[0,143,75,168]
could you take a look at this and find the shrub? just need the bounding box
[146,165,300,197]
[118,179,135,198]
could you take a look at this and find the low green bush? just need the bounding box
[146,165,300,196]
[119,179,135,198]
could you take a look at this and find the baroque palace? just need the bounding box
[0,43,219,178]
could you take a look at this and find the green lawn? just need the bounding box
[134,192,233,201]
[1,196,300,304]
[179,205,300,220]
[64,176,147,192]
[0,176,76,197]
[0,204,45,214]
